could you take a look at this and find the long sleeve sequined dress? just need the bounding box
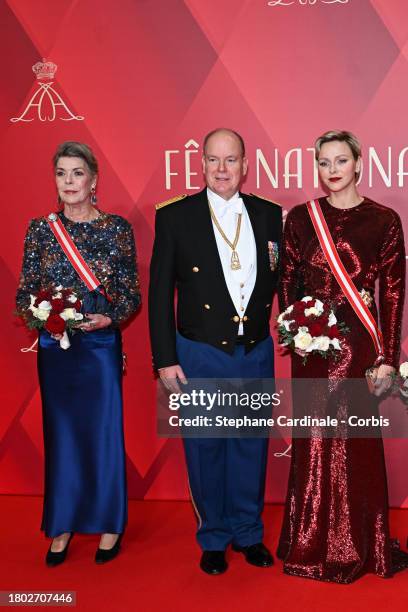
[277,197,407,583]
[16,211,141,537]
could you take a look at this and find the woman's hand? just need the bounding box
[367,364,395,396]
[76,313,112,332]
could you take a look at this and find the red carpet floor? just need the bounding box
[0,496,407,611]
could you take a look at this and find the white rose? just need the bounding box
[294,330,313,351]
[74,312,84,321]
[55,285,63,291]
[29,294,36,307]
[330,338,341,351]
[301,296,313,303]
[314,299,324,314]
[399,362,408,378]
[60,308,76,321]
[67,294,78,303]
[285,304,294,314]
[312,336,330,352]
[328,311,337,327]
[277,312,284,324]
[283,319,294,332]
[305,335,330,353]
[54,292,62,299]
[36,308,50,321]
[38,300,51,311]
[304,306,320,317]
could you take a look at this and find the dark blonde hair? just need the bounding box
[53,141,98,176]
[315,130,361,161]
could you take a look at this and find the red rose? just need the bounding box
[45,313,65,335]
[319,314,329,327]
[35,289,52,306]
[293,301,306,316]
[309,322,324,337]
[297,315,308,327]
[327,325,340,339]
[50,298,65,313]
[72,299,82,312]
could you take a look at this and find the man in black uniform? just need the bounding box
[149,128,281,574]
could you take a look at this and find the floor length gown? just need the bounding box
[277,197,407,583]
[16,211,140,537]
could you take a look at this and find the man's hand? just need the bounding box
[158,364,188,394]
[367,364,395,396]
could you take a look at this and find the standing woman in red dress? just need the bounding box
[277,130,408,583]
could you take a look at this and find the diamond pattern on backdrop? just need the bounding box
[1,0,407,506]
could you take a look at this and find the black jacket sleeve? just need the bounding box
[148,208,178,369]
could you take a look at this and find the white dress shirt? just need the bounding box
[207,188,257,335]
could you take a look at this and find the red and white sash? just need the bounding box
[306,199,383,361]
[47,213,111,301]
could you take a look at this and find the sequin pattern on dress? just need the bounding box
[16,211,141,326]
[277,197,407,583]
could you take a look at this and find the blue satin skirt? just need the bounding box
[38,329,127,537]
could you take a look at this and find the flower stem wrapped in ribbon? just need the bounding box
[18,285,83,349]
[277,296,348,364]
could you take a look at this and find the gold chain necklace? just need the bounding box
[208,201,242,270]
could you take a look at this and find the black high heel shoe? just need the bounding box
[46,533,74,567]
[95,534,123,564]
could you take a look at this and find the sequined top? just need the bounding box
[16,211,141,326]
[280,197,406,371]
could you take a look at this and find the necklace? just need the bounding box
[208,201,242,270]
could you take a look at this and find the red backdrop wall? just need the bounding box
[1,0,407,507]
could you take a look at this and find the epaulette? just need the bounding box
[250,193,281,206]
[155,194,187,210]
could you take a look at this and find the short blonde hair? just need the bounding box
[315,130,361,161]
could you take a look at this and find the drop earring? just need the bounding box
[91,187,97,205]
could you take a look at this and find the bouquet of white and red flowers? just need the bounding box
[20,286,83,349]
[393,362,408,405]
[277,296,348,363]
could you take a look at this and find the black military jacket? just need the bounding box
[148,189,282,369]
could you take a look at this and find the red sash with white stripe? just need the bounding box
[306,199,384,361]
[47,213,111,302]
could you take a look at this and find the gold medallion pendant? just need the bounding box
[230,250,241,270]
[208,201,242,271]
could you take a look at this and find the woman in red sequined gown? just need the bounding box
[277,131,407,583]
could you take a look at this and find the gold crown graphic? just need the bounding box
[32,58,57,81]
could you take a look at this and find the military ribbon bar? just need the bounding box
[47,213,111,302]
[306,199,383,360]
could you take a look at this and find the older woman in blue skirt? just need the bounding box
[16,142,140,566]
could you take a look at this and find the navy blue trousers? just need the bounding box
[176,334,274,551]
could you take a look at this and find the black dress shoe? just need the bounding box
[200,550,228,575]
[46,533,74,567]
[232,542,273,567]
[95,534,123,564]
